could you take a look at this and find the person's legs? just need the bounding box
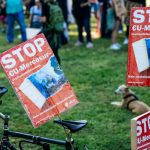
[53,47,60,64]
[93,3,100,33]
[44,29,61,64]
[83,16,92,43]
[76,18,84,43]
[100,2,107,38]
[53,33,61,64]
[110,19,121,50]
[6,14,15,43]
[16,11,27,42]
[95,14,100,34]
[56,32,62,49]
[83,16,93,48]
[126,25,129,37]
[111,20,120,44]
[0,15,6,32]
[123,25,129,45]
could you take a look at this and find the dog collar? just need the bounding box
[123,94,139,100]
[124,94,139,110]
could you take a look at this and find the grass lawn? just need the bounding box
[0,19,150,150]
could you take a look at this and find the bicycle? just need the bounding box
[0,86,88,150]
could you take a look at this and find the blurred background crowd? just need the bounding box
[0,0,148,63]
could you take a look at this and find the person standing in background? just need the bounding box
[99,0,111,38]
[110,0,126,50]
[73,0,93,48]
[40,0,63,64]
[57,0,68,24]
[6,0,27,43]
[57,0,69,44]
[67,0,75,24]
[29,0,42,28]
[0,0,6,33]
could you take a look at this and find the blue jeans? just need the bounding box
[31,22,42,28]
[91,3,99,12]
[7,11,27,42]
[76,16,92,43]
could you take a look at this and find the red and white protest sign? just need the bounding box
[127,7,150,86]
[0,34,79,128]
[131,111,150,150]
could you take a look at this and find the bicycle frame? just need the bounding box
[2,130,72,150]
[0,113,77,150]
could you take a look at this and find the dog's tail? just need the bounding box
[111,101,122,107]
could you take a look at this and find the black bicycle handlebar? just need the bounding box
[0,112,10,125]
[0,112,6,120]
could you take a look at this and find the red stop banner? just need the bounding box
[127,7,150,86]
[0,34,79,128]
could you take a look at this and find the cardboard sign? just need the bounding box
[0,34,79,127]
[131,111,150,150]
[113,0,126,18]
[127,7,150,86]
[26,28,41,40]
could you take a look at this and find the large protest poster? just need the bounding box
[131,111,150,150]
[0,34,79,128]
[127,7,150,86]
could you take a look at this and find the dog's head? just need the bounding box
[115,85,129,95]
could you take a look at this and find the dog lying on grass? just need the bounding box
[111,85,150,115]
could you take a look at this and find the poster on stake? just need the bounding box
[127,7,150,86]
[131,111,150,150]
[0,34,79,128]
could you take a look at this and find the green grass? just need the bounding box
[0,20,150,150]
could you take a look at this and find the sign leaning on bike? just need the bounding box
[0,86,88,150]
[0,34,79,128]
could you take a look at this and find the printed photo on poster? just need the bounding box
[132,38,150,73]
[19,56,67,109]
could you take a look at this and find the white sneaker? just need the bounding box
[74,41,83,46]
[110,43,120,50]
[123,38,128,45]
[86,42,93,48]
[116,43,122,48]
[118,30,123,34]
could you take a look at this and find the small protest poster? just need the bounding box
[131,111,150,150]
[127,7,150,86]
[0,34,79,127]
[113,0,126,18]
